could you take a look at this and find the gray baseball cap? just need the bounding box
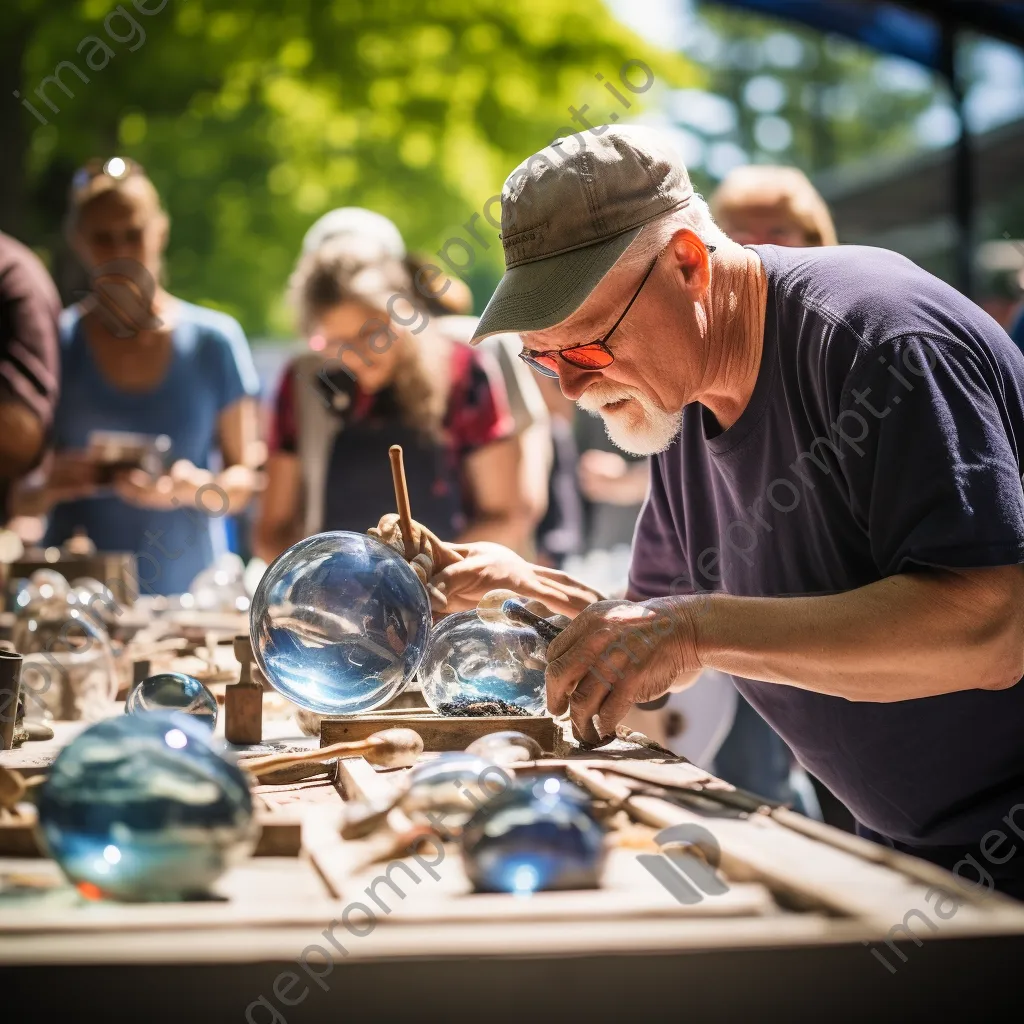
[471,125,694,342]
[301,207,406,260]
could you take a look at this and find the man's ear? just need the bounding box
[666,229,712,296]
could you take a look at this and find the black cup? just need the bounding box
[0,649,24,750]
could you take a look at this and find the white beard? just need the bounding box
[577,382,682,456]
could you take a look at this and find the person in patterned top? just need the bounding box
[254,232,526,561]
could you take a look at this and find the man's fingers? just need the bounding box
[595,690,636,740]
[569,675,612,746]
[545,625,607,717]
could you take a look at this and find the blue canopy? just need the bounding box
[707,1,1024,296]
[711,1,1024,73]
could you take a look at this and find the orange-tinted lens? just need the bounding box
[562,344,613,370]
[526,353,560,376]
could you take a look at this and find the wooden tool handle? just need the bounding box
[241,728,423,779]
[389,444,416,560]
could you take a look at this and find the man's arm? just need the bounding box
[695,565,1024,700]
[547,565,1024,743]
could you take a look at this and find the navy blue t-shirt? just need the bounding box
[629,244,1024,848]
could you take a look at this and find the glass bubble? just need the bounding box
[466,730,544,763]
[419,611,548,717]
[126,672,218,730]
[401,751,510,830]
[250,532,431,715]
[460,776,606,894]
[36,712,257,902]
[15,608,118,723]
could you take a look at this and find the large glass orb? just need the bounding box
[419,611,548,717]
[36,712,256,902]
[250,532,431,716]
[460,776,606,894]
[125,672,218,730]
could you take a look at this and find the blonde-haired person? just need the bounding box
[254,231,527,561]
[13,157,261,596]
[710,164,837,247]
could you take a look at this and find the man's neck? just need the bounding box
[694,244,768,431]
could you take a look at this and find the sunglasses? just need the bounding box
[71,156,145,195]
[518,243,715,378]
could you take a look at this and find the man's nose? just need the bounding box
[557,364,599,402]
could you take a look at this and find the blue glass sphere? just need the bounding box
[125,672,218,729]
[250,532,432,715]
[460,776,606,894]
[419,611,547,716]
[36,712,256,902]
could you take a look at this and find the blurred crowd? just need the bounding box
[4,151,1023,823]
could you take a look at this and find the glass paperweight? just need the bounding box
[125,672,218,730]
[419,611,548,717]
[466,730,544,763]
[14,608,118,723]
[401,751,509,831]
[250,531,431,716]
[460,776,606,894]
[36,712,256,902]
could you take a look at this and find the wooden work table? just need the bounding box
[2,705,1023,1021]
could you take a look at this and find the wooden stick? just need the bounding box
[389,444,416,560]
[239,727,423,781]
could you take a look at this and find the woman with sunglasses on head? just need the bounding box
[12,158,261,596]
[254,222,526,563]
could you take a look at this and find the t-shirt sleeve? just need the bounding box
[209,313,260,411]
[839,334,1024,575]
[627,452,693,599]
[268,363,299,455]
[0,245,60,429]
[446,345,515,457]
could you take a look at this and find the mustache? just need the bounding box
[577,382,641,412]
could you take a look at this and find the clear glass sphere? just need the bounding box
[250,532,431,715]
[36,712,256,901]
[401,751,509,831]
[125,672,218,730]
[419,611,548,717]
[460,776,606,894]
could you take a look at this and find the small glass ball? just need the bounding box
[460,776,606,894]
[36,712,257,902]
[419,611,548,717]
[401,751,510,830]
[126,672,218,730]
[250,532,431,715]
[466,731,544,763]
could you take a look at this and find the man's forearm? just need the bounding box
[686,567,1024,701]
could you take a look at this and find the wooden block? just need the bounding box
[224,681,263,745]
[320,713,558,752]
[0,806,41,857]
[252,809,302,857]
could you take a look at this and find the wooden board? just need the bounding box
[320,712,558,751]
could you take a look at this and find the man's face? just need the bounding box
[519,244,704,456]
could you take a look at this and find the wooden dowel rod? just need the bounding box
[389,444,415,559]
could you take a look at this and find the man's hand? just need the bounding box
[544,597,702,745]
[429,541,605,616]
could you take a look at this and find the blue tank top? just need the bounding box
[45,301,259,596]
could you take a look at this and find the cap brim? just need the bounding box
[470,226,642,342]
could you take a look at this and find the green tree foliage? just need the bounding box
[4,0,696,336]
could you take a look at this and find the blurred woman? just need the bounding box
[13,157,261,595]
[254,231,527,560]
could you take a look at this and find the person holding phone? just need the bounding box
[13,158,261,596]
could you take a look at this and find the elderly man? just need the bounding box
[379,125,1024,894]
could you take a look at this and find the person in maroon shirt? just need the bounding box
[254,232,526,561]
[0,231,60,518]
